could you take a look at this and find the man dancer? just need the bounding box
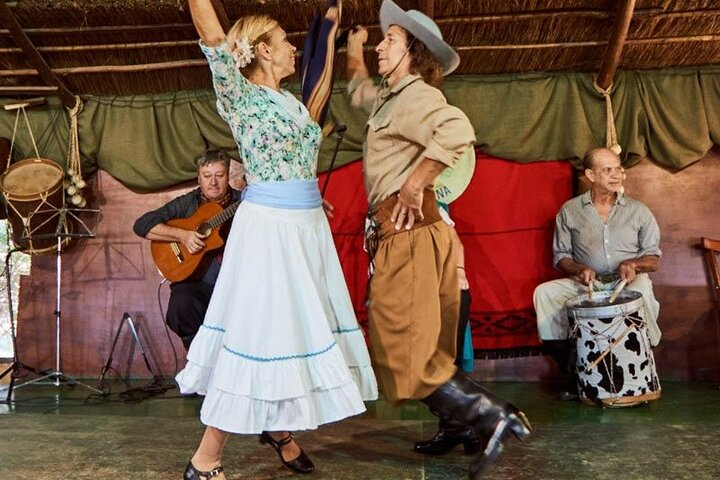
[346,1,531,477]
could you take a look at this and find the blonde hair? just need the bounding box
[227,14,279,74]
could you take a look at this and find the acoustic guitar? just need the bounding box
[151,200,241,282]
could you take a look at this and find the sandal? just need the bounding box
[259,431,315,474]
[183,461,224,480]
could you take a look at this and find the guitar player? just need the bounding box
[133,148,244,349]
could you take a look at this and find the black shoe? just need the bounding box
[259,431,315,474]
[414,426,481,455]
[183,461,224,480]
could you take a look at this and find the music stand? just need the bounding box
[6,206,103,397]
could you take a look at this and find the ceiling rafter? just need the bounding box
[597,0,636,89]
[0,0,75,108]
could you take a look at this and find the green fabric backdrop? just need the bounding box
[1,66,719,193]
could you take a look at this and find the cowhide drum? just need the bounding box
[567,290,661,408]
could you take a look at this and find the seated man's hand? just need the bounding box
[182,230,207,254]
[618,260,637,283]
[574,267,596,287]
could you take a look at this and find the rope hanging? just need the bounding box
[66,96,87,208]
[5,105,42,170]
[593,79,622,156]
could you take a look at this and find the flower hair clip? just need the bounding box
[233,36,255,68]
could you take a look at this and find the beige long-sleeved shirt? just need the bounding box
[349,74,476,208]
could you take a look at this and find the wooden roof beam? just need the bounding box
[0,0,75,108]
[0,40,198,54]
[0,59,208,77]
[0,86,58,95]
[597,0,636,90]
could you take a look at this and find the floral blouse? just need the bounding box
[200,41,322,183]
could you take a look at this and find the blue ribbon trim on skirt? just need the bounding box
[222,342,337,362]
[243,179,322,209]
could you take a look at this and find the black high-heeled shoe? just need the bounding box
[259,431,315,474]
[183,461,224,480]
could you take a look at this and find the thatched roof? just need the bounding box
[2,0,720,99]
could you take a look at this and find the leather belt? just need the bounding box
[371,188,442,241]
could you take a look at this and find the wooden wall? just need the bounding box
[11,151,720,382]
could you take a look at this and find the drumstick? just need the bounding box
[608,279,627,303]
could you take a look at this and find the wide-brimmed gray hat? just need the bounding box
[379,0,459,76]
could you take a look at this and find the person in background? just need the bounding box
[534,147,661,399]
[133,148,241,350]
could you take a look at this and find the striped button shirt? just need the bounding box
[553,191,661,274]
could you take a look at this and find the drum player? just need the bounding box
[533,147,662,399]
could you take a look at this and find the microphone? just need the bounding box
[321,124,347,198]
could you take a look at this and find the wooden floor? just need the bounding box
[1,378,718,480]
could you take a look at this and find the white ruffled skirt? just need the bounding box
[176,200,377,434]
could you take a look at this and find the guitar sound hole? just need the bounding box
[197,224,211,236]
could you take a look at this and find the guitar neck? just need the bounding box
[206,200,241,229]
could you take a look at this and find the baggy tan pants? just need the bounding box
[367,192,460,404]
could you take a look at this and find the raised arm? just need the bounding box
[345,26,378,112]
[346,26,369,82]
[188,0,226,46]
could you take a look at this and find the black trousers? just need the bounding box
[166,281,214,350]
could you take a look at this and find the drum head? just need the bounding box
[1,158,63,198]
[566,290,643,319]
[434,145,475,204]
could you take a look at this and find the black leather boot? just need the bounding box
[414,416,481,455]
[542,339,578,400]
[422,371,531,480]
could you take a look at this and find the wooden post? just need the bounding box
[0,0,76,108]
[596,0,636,90]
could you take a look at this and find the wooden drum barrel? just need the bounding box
[1,158,68,253]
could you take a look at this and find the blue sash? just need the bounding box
[243,179,322,209]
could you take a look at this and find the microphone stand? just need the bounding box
[321,124,347,198]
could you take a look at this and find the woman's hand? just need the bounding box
[322,199,335,219]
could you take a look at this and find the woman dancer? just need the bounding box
[178,2,377,479]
